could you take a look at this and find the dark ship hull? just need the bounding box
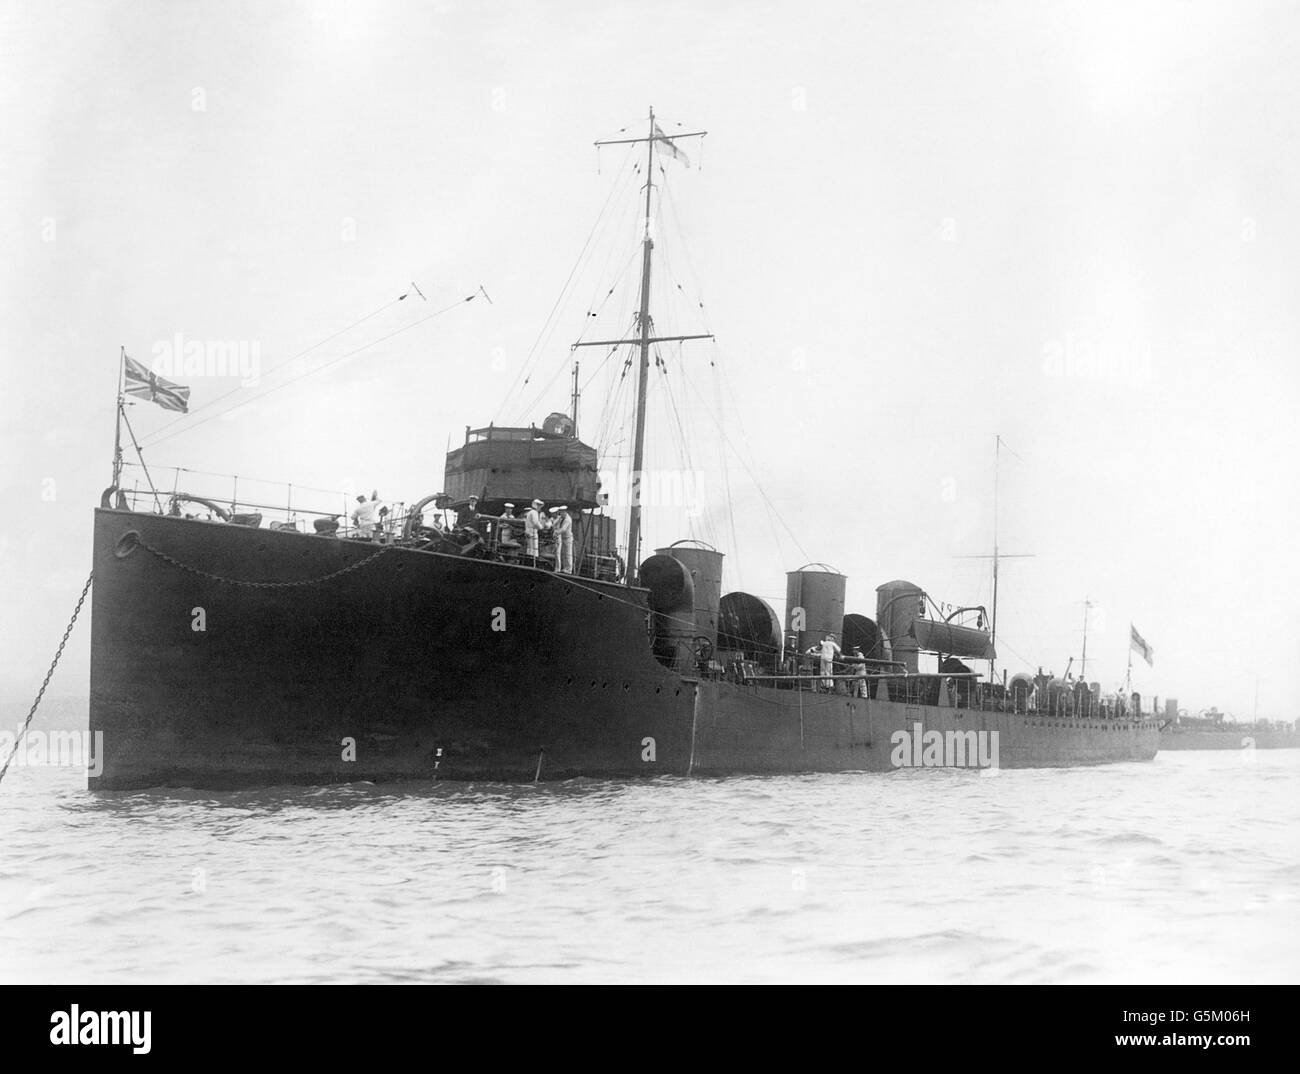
[89,509,1158,790]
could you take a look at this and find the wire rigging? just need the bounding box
[140,292,412,447]
[676,356,812,564]
[495,144,639,421]
[143,294,481,450]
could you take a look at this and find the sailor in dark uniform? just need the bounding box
[849,646,868,698]
[455,495,480,528]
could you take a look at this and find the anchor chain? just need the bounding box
[0,570,94,789]
[129,534,391,588]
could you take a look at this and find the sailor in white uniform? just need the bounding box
[351,494,382,538]
[524,498,548,560]
[550,505,574,573]
[807,633,841,692]
[497,503,520,549]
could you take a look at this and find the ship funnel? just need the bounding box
[655,540,724,652]
[1009,672,1034,713]
[841,613,886,661]
[639,553,698,673]
[875,579,925,673]
[785,564,847,654]
[719,592,783,669]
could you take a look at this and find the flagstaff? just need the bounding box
[111,345,125,489]
[109,347,191,510]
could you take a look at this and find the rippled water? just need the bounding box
[1,749,1297,984]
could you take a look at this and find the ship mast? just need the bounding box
[574,107,711,583]
[993,434,1001,650]
[953,434,1034,682]
[570,359,580,438]
[627,115,657,580]
[1079,596,1094,680]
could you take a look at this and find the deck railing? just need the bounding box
[112,464,623,579]
[729,661,1150,720]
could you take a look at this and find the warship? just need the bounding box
[1158,706,1298,751]
[88,109,1159,790]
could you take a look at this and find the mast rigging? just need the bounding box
[952,435,1035,682]
[573,106,711,583]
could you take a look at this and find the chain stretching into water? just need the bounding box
[133,537,391,587]
[0,571,94,790]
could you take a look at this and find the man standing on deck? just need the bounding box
[807,633,841,692]
[456,495,480,529]
[351,492,383,538]
[524,498,549,563]
[550,505,574,573]
[497,503,520,549]
[850,646,868,698]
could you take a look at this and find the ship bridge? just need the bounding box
[443,417,603,513]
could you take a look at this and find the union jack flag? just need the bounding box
[123,354,190,413]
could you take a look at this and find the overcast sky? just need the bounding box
[2,0,1297,719]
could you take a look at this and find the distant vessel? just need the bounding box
[1158,707,1298,751]
[88,109,1159,789]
